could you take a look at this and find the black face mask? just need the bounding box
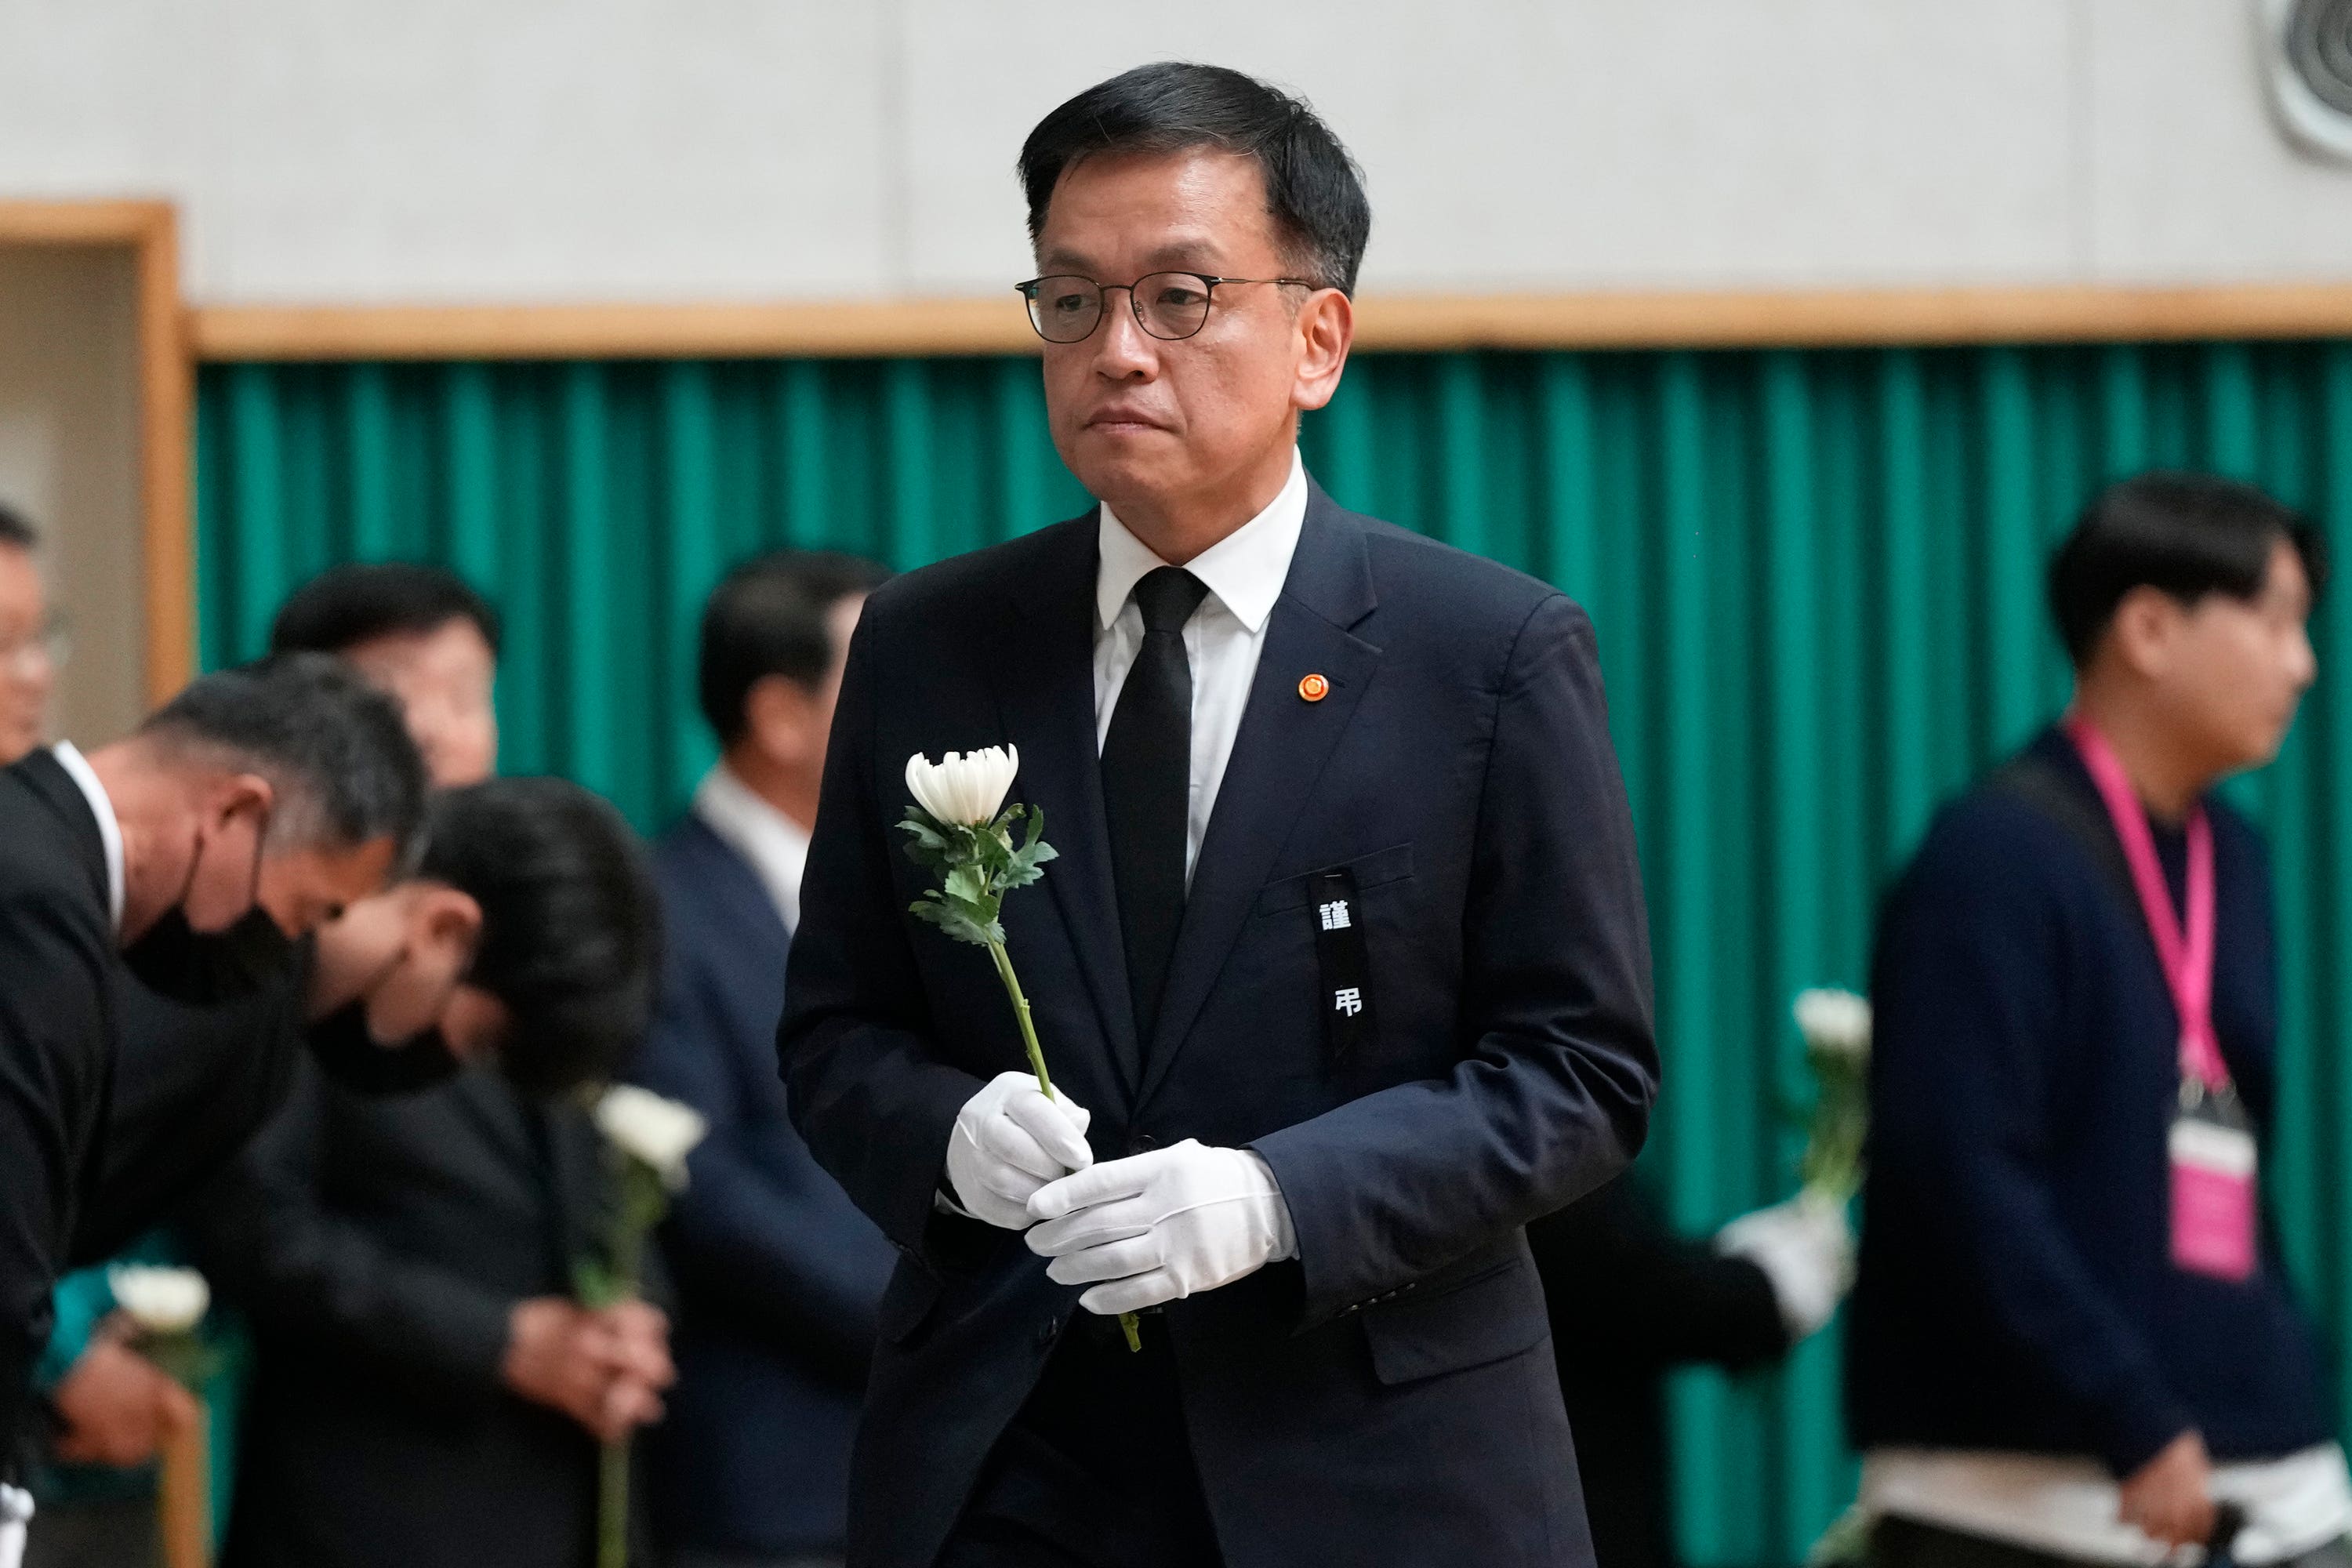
[122,800,291,1004]
[121,905,299,1005]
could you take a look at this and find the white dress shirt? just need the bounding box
[1861,1443,2352,1565]
[50,740,124,935]
[1093,448,1308,881]
[692,763,812,933]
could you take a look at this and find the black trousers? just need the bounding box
[936,1314,1223,1568]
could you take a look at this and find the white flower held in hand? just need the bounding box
[1793,987,1872,1060]
[906,746,1021,829]
[593,1084,709,1191]
[107,1265,209,1335]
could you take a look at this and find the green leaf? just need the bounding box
[945,890,1001,929]
[909,895,1001,949]
[945,862,989,906]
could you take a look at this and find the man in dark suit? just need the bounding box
[0,656,427,1533]
[629,551,895,1568]
[196,778,666,1568]
[779,63,1658,1568]
[193,564,671,1568]
[1531,1174,1853,1568]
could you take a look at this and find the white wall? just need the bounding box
[3,0,2347,303]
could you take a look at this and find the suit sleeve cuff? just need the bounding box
[414,1287,523,1389]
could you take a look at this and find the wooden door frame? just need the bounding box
[0,200,190,703]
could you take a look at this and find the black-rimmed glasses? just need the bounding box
[1015,271,1318,343]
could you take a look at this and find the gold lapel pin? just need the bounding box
[1298,673,1330,702]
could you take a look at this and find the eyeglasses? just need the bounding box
[1015,271,1318,344]
[0,614,67,680]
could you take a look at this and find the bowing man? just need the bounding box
[780,62,1657,1568]
[0,656,426,1522]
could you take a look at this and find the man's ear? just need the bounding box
[1290,288,1355,414]
[2108,586,2183,681]
[212,772,276,832]
[745,673,822,765]
[412,885,484,963]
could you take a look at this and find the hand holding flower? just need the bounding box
[899,746,1145,1351]
[947,1070,1094,1229]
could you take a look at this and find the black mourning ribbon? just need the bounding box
[1102,565,1210,1055]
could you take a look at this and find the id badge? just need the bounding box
[2169,1083,2257,1283]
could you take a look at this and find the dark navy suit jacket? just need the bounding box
[781,483,1660,1568]
[631,815,895,1557]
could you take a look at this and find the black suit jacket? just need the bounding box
[193,1060,611,1568]
[0,750,118,1467]
[1530,1175,1790,1568]
[782,483,1659,1568]
[629,815,893,1556]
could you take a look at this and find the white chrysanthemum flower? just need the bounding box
[1793,988,1872,1059]
[108,1265,210,1335]
[594,1084,709,1190]
[905,746,1020,828]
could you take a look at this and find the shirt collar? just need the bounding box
[692,762,811,930]
[50,741,125,935]
[1096,448,1308,635]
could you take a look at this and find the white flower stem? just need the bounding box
[985,938,1141,1354]
[986,939,1053,1098]
[599,1439,629,1568]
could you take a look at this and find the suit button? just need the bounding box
[1036,1316,1062,1348]
[1128,1133,1158,1155]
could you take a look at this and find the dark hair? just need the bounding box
[697,550,888,745]
[0,502,35,553]
[1019,62,1372,296]
[270,563,503,659]
[142,652,429,859]
[2049,472,2329,667]
[418,777,659,1094]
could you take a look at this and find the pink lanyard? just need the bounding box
[2063,714,2230,1093]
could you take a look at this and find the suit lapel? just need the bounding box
[16,750,110,916]
[992,517,1145,1102]
[1137,492,1381,1110]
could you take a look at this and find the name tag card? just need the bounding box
[2171,1088,2257,1283]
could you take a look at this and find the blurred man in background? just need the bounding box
[0,505,58,767]
[196,563,670,1568]
[627,550,893,1568]
[1534,1174,1851,1568]
[1852,474,2350,1568]
[0,655,428,1556]
[199,777,665,1568]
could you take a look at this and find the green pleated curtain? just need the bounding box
[195,342,2352,1566]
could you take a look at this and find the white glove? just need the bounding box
[943,1071,1094,1229]
[0,1483,31,1568]
[1715,1191,1854,1342]
[1023,1139,1297,1316]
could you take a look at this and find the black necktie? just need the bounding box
[1102,566,1210,1051]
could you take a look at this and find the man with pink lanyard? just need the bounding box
[1849,472,2348,1568]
